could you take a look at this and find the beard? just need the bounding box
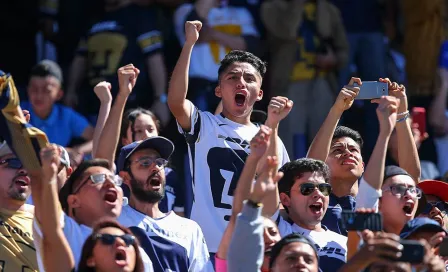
[8,175,30,201]
[129,176,165,204]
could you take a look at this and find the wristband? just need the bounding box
[246,199,263,209]
[156,94,167,103]
[397,112,410,123]
[397,110,409,117]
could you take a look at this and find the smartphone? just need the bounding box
[397,240,425,264]
[411,107,427,136]
[340,211,383,232]
[353,81,388,100]
[438,237,448,256]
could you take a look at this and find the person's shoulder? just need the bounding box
[325,228,348,243]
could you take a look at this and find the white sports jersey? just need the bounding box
[277,216,347,272]
[174,4,259,81]
[33,213,154,272]
[119,205,213,272]
[178,101,290,252]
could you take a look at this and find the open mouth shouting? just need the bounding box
[114,247,128,267]
[104,189,119,206]
[146,172,162,191]
[402,201,415,217]
[234,91,247,107]
[14,176,30,189]
[341,158,357,166]
[309,202,324,216]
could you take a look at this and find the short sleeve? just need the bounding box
[176,100,202,144]
[66,107,90,138]
[355,177,382,211]
[189,224,213,272]
[135,8,163,56]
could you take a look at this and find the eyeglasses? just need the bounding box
[73,173,123,194]
[422,201,448,216]
[131,157,168,168]
[1,157,65,172]
[0,158,22,169]
[289,183,332,196]
[94,233,135,247]
[383,185,422,199]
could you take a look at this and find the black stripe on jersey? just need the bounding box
[1,235,36,251]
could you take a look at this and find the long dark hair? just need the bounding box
[78,218,144,272]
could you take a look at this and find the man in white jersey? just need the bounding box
[117,136,213,272]
[277,158,347,272]
[174,0,260,112]
[168,20,289,258]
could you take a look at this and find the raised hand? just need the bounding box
[40,144,61,183]
[94,81,112,104]
[185,21,202,44]
[266,96,293,126]
[250,125,272,159]
[117,64,140,95]
[22,110,30,123]
[333,77,361,113]
[380,78,407,112]
[372,96,400,136]
[250,156,284,203]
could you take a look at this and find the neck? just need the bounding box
[290,212,323,232]
[384,218,406,235]
[34,106,53,120]
[130,196,164,219]
[330,178,358,197]
[221,108,253,126]
[0,198,27,212]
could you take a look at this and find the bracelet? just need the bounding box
[397,112,410,123]
[397,110,409,117]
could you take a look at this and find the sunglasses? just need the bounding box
[0,157,65,172]
[73,173,123,194]
[383,185,422,199]
[94,233,135,247]
[289,183,332,196]
[131,157,168,168]
[422,201,448,216]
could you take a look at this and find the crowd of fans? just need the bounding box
[1,0,448,271]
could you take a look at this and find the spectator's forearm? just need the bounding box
[92,101,112,158]
[396,118,421,181]
[363,132,390,190]
[307,107,342,161]
[147,53,167,97]
[429,84,448,133]
[73,140,93,155]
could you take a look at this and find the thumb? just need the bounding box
[286,100,294,109]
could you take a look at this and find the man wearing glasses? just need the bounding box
[31,156,154,271]
[0,141,39,271]
[276,158,347,272]
[417,179,448,229]
[117,136,213,272]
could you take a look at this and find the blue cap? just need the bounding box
[116,136,174,172]
[400,218,447,239]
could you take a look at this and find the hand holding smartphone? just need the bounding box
[352,81,388,100]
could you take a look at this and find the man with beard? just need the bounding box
[0,141,39,271]
[416,180,448,229]
[117,136,213,272]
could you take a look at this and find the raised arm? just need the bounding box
[382,78,421,181]
[216,125,271,262]
[261,96,293,216]
[307,77,360,161]
[167,21,201,131]
[91,81,112,158]
[95,65,139,166]
[38,145,75,272]
[362,96,399,191]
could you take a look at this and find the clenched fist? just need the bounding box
[94,81,112,104]
[117,64,140,95]
[185,21,202,44]
[266,96,293,127]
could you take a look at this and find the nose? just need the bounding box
[292,256,308,269]
[402,189,414,200]
[17,168,28,176]
[114,236,126,248]
[103,178,116,188]
[236,77,246,88]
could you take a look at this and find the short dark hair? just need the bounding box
[332,126,364,149]
[269,233,319,268]
[78,218,144,272]
[278,158,330,195]
[217,50,267,80]
[59,158,111,212]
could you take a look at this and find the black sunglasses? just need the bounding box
[0,158,22,169]
[298,183,332,196]
[422,201,448,216]
[94,233,135,247]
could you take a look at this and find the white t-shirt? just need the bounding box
[178,102,290,252]
[118,205,213,272]
[32,213,154,272]
[277,216,347,272]
[174,4,259,81]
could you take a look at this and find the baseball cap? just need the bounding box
[384,165,412,182]
[59,146,70,168]
[116,136,174,172]
[400,217,448,239]
[269,233,319,268]
[418,180,448,202]
[30,60,63,84]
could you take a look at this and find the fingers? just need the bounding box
[372,96,400,112]
[23,110,30,122]
[348,77,362,86]
[40,144,61,165]
[429,232,446,248]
